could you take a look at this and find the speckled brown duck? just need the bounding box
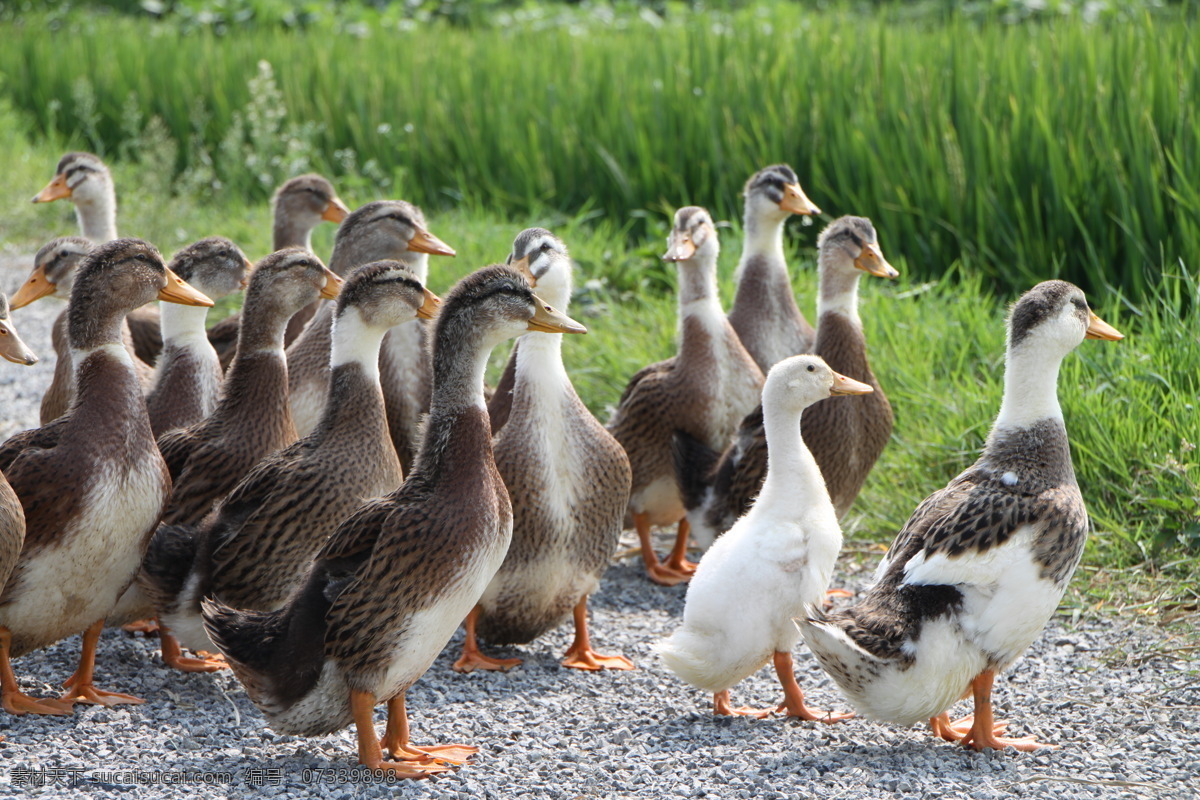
[202,265,585,778]
[0,239,211,716]
[208,174,349,368]
[146,237,253,437]
[10,237,156,423]
[607,207,764,586]
[286,200,455,472]
[800,280,1123,752]
[146,262,436,658]
[726,164,822,371]
[142,248,342,671]
[675,216,899,549]
[453,229,633,674]
[31,152,164,363]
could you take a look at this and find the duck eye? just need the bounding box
[807,364,815,372]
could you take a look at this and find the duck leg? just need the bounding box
[663,518,698,576]
[59,620,144,707]
[713,689,773,719]
[633,512,689,586]
[350,690,449,778]
[1,627,72,715]
[452,606,522,673]
[772,651,853,722]
[954,670,1053,752]
[158,622,228,673]
[929,711,1008,742]
[560,597,634,671]
[382,692,478,764]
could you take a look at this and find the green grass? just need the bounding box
[0,4,1196,300]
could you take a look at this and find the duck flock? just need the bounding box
[0,152,1124,777]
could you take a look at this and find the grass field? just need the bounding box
[0,4,1197,300]
[0,0,1196,605]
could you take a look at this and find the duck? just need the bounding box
[726,164,822,371]
[1,293,41,719]
[607,207,764,585]
[0,239,211,715]
[207,174,350,368]
[675,216,899,549]
[10,237,156,423]
[146,237,253,437]
[285,200,455,472]
[147,261,436,658]
[141,248,342,671]
[798,280,1123,751]
[658,355,869,719]
[454,229,634,673]
[32,152,163,363]
[202,265,586,778]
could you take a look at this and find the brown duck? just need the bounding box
[141,248,341,671]
[0,239,211,716]
[32,152,164,363]
[454,229,633,673]
[207,173,349,368]
[148,261,436,657]
[675,216,898,548]
[286,200,455,472]
[10,237,156,423]
[202,265,585,778]
[607,207,764,585]
[146,237,253,437]
[726,164,822,370]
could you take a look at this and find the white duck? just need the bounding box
[657,354,870,718]
[799,280,1123,751]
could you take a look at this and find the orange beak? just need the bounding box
[10,265,58,309]
[1085,311,1123,341]
[417,288,441,320]
[240,257,255,289]
[854,241,900,279]
[663,231,697,262]
[829,371,874,396]
[527,295,587,334]
[32,173,71,203]
[779,183,821,216]
[510,254,536,285]
[407,228,457,257]
[322,196,350,223]
[158,269,214,307]
[320,268,344,300]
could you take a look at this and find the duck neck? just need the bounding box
[158,301,212,347]
[75,195,118,244]
[816,251,862,327]
[273,216,314,252]
[515,328,568,388]
[993,345,1065,433]
[235,302,290,356]
[329,308,387,382]
[318,360,387,440]
[430,330,494,415]
[677,256,725,355]
[757,399,824,509]
[736,210,787,281]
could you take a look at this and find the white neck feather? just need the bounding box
[515,329,569,388]
[72,342,131,369]
[330,307,387,381]
[816,250,862,325]
[409,253,430,284]
[74,195,118,244]
[736,212,787,281]
[159,302,212,347]
[755,399,831,515]
[994,345,1065,430]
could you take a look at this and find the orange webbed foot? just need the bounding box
[60,677,144,708]
[452,651,522,674]
[959,722,1054,752]
[713,690,774,719]
[162,651,228,673]
[645,563,691,586]
[561,646,635,672]
[359,758,452,779]
[664,554,698,576]
[777,699,854,723]
[121,619,160,637]
[3,688,74,716]
[386,742,478,765]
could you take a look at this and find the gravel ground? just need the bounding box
[2,255,1197,799]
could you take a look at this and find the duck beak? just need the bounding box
[527,295,587,334]
[10,265,57,309]
[158,269,214,307]
[1085,311,1123,341]
[322,196,350,223]
[319,268,344,300]
[417,288,441,320]
[854,241,900,279]
[663,231,697,262]
[240,257,255,289]
[0,321,38,366]
[407,228,457,257]
[829,371,874,396]
[510,254,536,285]
[779,183,821,216]
[32,173,71,203]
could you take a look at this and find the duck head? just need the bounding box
[663,206,720,264]
[0,293,38,366]
[817,216,899,280]
[10,236,93,309]
[764,354,873,415]
[744,163,821,221]
[1008,280,1123,358]
[169,237,254,302]
[31,151,112,207]
[329,200,455,279]
[337,260,440,331]
[274,173,350,228]
[507,228,573,312]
